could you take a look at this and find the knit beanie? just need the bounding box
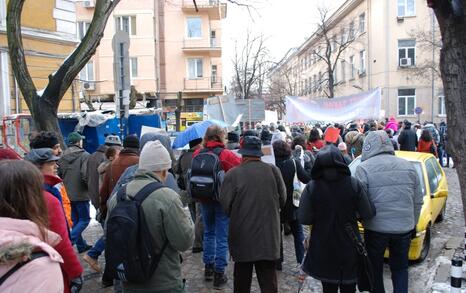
[123,135,140,149]
[139,141,171,172]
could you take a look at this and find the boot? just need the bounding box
[205,264,214,281]
[213,271,228,289]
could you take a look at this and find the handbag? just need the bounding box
[344,223,374,292]
[292,159,303,207]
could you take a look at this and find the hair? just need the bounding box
[203,125,226,146]
[29,131,60,149]
[420,129,433,142]
[291,135,306,150]
[105,146,119,160]
[272,140,291,158]
[0,160,49,238]
[308,128,321,143]
[385,129,394,138]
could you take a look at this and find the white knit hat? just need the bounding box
[139,140,171,172]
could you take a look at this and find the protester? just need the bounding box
[30,131,73,227]
[385,117,399,134]
[220,136,287,293]
[423,122,440,146]
[106,140,194,293]
[398,121,418,151]
[193,125,241,289]
[438,121,451,167]
[417,129,438,157]
[307,128,324,152]
[99,134,140,218]
[337,142,353,165]
[0,160,64,292]
[175,137,204,253]
[98,146,120,189]
[260,127,273,145]
[87,134,122,210]
[298,145,375,293]
[344,130,365,159]
[355,131,423,293]
[273,140,311,269]
[385,129,399,151]
[226,132,240,150]
[58,132,92,253]
[25,149,84,293]
[291,135,315,177]
[324,126,342,147]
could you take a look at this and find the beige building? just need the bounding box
[271,0,444,123]
[76,0,226,127]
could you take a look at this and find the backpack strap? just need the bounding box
[0,251,48,286]
[132,181,165,205]
[116,185,128,202]
[211,147,224,157]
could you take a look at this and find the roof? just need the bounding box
[395,151,435,162]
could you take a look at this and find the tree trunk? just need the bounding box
[328,69,335,98]
[434,6,466,222]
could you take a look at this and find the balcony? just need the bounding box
[183,38,221,57]
[182,0,227,20]
[184,77,223,93]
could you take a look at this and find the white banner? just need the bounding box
[285,88,381,123]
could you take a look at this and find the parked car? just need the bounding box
[349,151,448,262]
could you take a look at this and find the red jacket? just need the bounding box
[43,190,83,292]
[418,139,438,157]
[193,141,241,172]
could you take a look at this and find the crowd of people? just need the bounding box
[0,117,448,293]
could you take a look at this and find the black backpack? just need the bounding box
[105,182,168,283]
[188,147,225,201]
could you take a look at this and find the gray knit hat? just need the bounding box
[139,141,171,172]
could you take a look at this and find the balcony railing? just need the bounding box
[183,38,220,49]
[184,77,223,91]
[182,0,220,8]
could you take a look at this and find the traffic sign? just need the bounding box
[415,107,423,115]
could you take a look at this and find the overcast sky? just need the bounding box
[221,0,345,82]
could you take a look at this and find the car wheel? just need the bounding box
[417,226,431,263]
[436,204,446,223]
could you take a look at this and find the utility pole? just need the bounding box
[175,91,183,132]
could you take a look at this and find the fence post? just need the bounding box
[451,251,463,293]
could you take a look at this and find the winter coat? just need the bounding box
[0,218,64,293]
[292,148,315,177]
[298,145,375,284]
[174,149,196,191]
[423,124,440,145]
[43,189,83,292]
[87,145,108,209]
[220,160,286,262]
[106,170,194,293]
[307,140,325,152]
[98,160,111,190]
[397,127,418,151]
[275,156,311,222]
[418,139,438,157]
[385,117,399,133]
[355,131,423,234]
[45,175,73,228]
[99,149,139,216]
[58,145,90,202]
[345,131,365,158]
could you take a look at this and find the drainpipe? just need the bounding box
[430,10,435,122]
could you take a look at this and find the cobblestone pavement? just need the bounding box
[79,167,463,293]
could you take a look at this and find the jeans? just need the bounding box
[193,202,204,249]
[201,201,229,273]
[70,201,91,251]
[365,230,411,293]
[321,282,356,293]
[234,260,277,293]
[88,223,105,259]
[280,220,305,264]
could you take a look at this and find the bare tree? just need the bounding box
[430,0,466,221]
[408,26,442,80]
[7,0,121,141]
[230,32,271,99]
[267,61,298,118]
[313,7,357,98]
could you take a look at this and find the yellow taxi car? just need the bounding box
[349,151,448,262]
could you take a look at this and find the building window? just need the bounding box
[304,79,309,94]
[187,58,203,79]
[359,13,366,33]
[331,35,337,53]
[359,50,366,74]
[77,21,91,40]
[187,17,202,38]
[79,61,94,82]
[0,51,11,116]
[398,89,416,116]
[313,74,317,92]
[398,39,416,67]
[184,98,204,112]
[0,0,6,26]
[341,60,346,82]
[333,63,338,83]
[210,30,217,47]
[398,0,415,17]
[211,65,218,83]
[348,21,355,40]
[439,96,446,115]
[340,28,346,44]
[116,16,136,35]
[318,71,322,90]
[349,55,355,79]
[130,57,138,78]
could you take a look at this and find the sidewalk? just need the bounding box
[431,237,464,293]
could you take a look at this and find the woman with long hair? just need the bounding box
[418,129,438,157]
[0,160,64,292]
[307,128,324,152]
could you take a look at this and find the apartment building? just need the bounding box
[76,0,226,127]
[0,0,78,116]
[270,0,444,122]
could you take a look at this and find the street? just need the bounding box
[79,168,463,293]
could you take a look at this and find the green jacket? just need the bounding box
[107,170,194,292]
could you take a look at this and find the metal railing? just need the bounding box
[182,0,220,8]
[183,38,220,49]
[184,77,222,91]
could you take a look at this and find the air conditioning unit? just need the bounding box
[83,82,95,91]
[83,0,94,8]
[400,58,412,67]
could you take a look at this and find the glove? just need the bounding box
[70,276,83,293]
